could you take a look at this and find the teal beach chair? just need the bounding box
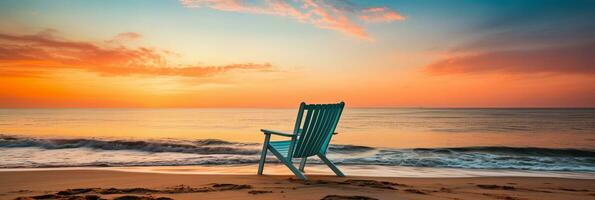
[257,102,345,180]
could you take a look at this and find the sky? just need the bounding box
[1,0,594,108]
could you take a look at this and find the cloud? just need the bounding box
[425,1,595,76]
[0,31,273,78]
[359,7,405,23]
[424,43,595,75]
[116,32,142,40]
[106,32,143,43]
[179,0,405,40]
[90,63,273,77]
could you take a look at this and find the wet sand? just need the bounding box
[1,170,594,200]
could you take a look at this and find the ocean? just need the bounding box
[1,108,594,177]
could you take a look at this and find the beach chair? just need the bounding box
[257,102,345,180]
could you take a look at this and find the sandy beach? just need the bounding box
[2,0,595,199]
[1,169,594,200]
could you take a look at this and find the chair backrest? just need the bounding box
[289,102,345,158]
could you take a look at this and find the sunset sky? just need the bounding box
[1,0,594,108]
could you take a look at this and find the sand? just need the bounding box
[1,170,594,200]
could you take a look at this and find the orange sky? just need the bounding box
[1,0,594,108]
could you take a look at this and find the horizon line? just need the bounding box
[1,106,594,109]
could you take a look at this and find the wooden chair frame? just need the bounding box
[257,102,345,180]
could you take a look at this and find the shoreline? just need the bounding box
[1,164,594,179]
[1,169,594,200]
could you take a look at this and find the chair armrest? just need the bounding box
[261,129,296,137]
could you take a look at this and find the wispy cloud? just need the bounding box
[424,42,595,75]
[106,32,143,43]
[180,0,405,40]
[359,7,405,23]
[0,30,273,78]
[425,0,595,76]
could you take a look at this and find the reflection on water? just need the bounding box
[0,108,594,148]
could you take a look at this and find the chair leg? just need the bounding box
[283,160,307,180]
[318,154,344,177]
[299,157,307,172]
[269,148,307,180]
[257,134,271,175]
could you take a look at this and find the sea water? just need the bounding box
[1,108,594,177]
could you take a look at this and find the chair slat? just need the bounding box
[307,105,332,155]
[306,106,328,155]
[293,107,316,158]
[318,106,340,155]
[296,106,320,157]
[304,106,329,156]
[300,106,321,157]
[321,103,344,154]
[309,106,338,156]
[292,103,344,158]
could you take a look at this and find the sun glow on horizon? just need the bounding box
[1,0,594,108]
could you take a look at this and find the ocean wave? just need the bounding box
[1,135,594,171]
[327,144,374,153]
[0,135,375,155]
[410,146,595,157]
[352,147,595,171]
[0,135,260,155]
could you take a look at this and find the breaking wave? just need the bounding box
[1,135,594,172]
[0,135,259,155]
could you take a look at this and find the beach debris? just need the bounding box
[248,190,273,195]
[404,188,427,194]
[14,194,106,200]
[67,195,105,200]
[13,184,252,200]
[556,188,590,192]
[476,184,515,190]
[163,185,210,193]
[112,196,173,200]
[439,187,452,193]
[343,179,408,189]
[211,183,252,191]
[481,193,525,200]
[57,188,96,195]
[52,184,252,195]
[27,194,61,199]
[290,178,407,190]
[476,184,552,193]
[99,188,159,195]
[321,195,379,200]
